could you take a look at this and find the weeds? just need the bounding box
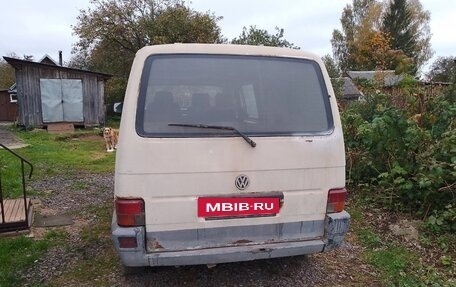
[342,82,456,230]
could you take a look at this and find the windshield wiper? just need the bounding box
[168,123,256,148]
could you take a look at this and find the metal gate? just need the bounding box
[40,79,83,123]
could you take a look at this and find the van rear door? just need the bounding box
[115,52,345,253]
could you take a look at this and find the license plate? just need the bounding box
[198,197,280,218]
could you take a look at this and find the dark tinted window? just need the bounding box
[136,54,333,137]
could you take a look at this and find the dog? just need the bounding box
[102,127,119,152]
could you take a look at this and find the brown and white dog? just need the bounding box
[103,127,119,152]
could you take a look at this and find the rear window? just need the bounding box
[136,54,333,137]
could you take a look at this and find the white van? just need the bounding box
[112,44,350,268]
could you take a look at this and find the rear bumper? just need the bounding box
[112,211,350,267]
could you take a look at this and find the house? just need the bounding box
[338,77,364,101]
[0,87,17,121]
[3,55,111,128]
[346,70,451,97]
[346,70,404,87]
[334,70,404,103]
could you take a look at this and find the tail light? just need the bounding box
[327,188,347,213]
[115,198,145,227]
[118,236,138,248]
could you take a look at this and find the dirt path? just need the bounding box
[0,123,28,149]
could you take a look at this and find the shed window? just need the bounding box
[10,94,17,103]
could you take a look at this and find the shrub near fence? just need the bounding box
[341,77,456,232]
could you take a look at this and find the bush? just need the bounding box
[342,81,455,226]
[426,204,456,233]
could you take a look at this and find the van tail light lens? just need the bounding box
[327,188,347,213]
[115,198,145,227]
[118,236,138,248]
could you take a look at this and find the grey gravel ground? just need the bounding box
[22,173,367,287]
[29,173,114,213]
[22,173,114,285]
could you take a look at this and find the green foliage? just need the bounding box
[73,0,223,54]
[426,204,456,233]
[0,128,115,198]
[151,5,224,44]
[349,199,455,286]
[358,228,383,248]
[367,246,422,286]
[71,0,224,106]
[0,148,114,286]
[426,56,456,83]
[231,26,298,49]
[382,0,417,73]
[342,83,455,227]
[0,59,15,89]
[331,0,432,73]
[322,54,340,78]
[18,129,116,176]
[383,0,414,50]
[331,78,345,101]
[322,55,345,101]
[0,149,31,198]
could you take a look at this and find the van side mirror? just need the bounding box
[113,102,123,113]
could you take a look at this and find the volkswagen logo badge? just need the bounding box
[235,175,250,190]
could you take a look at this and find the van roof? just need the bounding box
[136,44,321,62]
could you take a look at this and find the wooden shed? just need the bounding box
[0,89,18,121]
[3,56,111,128]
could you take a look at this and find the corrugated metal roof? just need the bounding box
[347,70,403,87]
[2,57,112,79]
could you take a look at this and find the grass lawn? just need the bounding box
[0,128,115,198]
[0,126,116,287]
[0,124,454,286]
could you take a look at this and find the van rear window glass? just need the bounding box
[136,54,333,137]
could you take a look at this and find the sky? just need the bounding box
[0,0,454,73]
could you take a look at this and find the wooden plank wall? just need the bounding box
[0,90,18,121]
[16,64,106,127]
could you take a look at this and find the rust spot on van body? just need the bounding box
[148,238,164,250]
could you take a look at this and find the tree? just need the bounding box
[0,59,15,89]
[73,0,223,56]
[331,0,431,74]
[354,31,392,70]
[71,0,224,104]
[0,54,35,89]
[382,0,433,73]
[231,26,299,49]
[322,55,345,100]
[322,54,340,78]
[150,5,224,44]
[426,56,456,83]
[331,0,384,71]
